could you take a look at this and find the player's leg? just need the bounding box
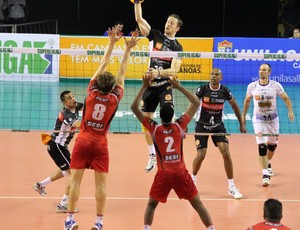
[215,140,243,199]
[64,168,84,230]
[92,171,107,230]
[141,88,159,172]
[33,141,71,196]
[253,120,270,186]
[142,112,157,172]
[192,123,209,184]
[189,195,215,229]
[266,119,279,177]
[144,197,159,229]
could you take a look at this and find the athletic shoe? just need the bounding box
[262,174,271,187]
[91,222,103,230]
[145,154,156,173]
[268,163,274,176]
[228,186,243,199]
[64,220,78,230]
[268,168,274,177]
[56,204,79,213]
[32,182,47,196]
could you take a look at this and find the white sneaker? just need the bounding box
[228,186,243,199]
[262,174,271,187]
[268,168,274,177]
[145,154,156,173]
[268,163,274,176]
[32,182,47,196]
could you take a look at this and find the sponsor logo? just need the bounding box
[217,40,233,53]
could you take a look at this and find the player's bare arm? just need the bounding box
[168,77,199,118]
[131,75,152,123]
[229,98,247,133]
[147,58,182,78]
[134,1,151,37]
[242,95,252,126]
[91,28,121,81]
[116,36,140,88]
[280,92,294,122]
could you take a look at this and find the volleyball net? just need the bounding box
[0,35,299,136]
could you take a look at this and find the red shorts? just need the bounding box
[149,169,198,203]
[70,136,109,173]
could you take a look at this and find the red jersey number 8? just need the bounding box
[92,104,106,120]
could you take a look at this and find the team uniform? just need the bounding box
[246,80,284,145]
[247,221,291,230]
[194,84,232,149]
[47,102,83,171]
[70,79,124,173]
[142,113,198,203]
[142,28,183,112]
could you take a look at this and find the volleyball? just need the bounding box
[130,0,144,3]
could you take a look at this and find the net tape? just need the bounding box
[1,47,300,60]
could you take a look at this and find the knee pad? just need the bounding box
[267,144,277,152]
[258,144,268,156]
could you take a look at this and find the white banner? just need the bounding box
[0,33,59,82]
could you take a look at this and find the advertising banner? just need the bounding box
[60,36,213,81]
[0,33,60,82]
[213,38,300,85]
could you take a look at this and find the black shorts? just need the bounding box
[47,140,71,171]
[194,122,228,149]
[141,84,173,112]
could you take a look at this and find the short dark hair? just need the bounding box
[60,90,71,102]
[168,14,183,28]
[263,198,283,222]
[160,103,174,125]
[97,71,116,94]
[114,20,124,26]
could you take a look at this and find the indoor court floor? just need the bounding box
[1,132,300,230]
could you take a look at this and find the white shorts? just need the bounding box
[252,117,279,144]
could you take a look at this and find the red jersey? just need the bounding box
[79,79,123,139]
[142,113,190,174]
[247,221,291,230]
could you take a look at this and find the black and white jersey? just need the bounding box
[148,28,183,87]
[195,84,232,126]
[51,102,83,147]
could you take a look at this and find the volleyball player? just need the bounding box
[32,90,82,213]
[243,63,294,186]
[133,0,183,172]
[131,75,216,230]
[64,29,139,230]
[192,68,246,199]
[247,198,291,229]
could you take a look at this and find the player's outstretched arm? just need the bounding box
[91,28,121,81]
[131,74,153,123]
[134,1,151,37]
[169,77,199,118]
[115,36,140,88]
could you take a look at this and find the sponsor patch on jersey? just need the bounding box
[203,96,210,103]
[165,94,172,101]
[255,95,260,100]
[155,42,163,50]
